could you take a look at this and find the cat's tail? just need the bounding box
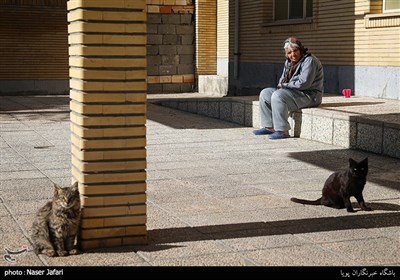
[290,197,322,205]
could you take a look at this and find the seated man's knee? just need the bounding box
[260,87,275,102]
[271,90,284,103]
[271,89,291,103]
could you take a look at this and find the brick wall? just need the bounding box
[147,0,195,94]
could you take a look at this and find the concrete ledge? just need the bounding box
[198,75,228,97]
[149,93,257,127]
[148,93,400,159]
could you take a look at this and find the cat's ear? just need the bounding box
[349,158,356,166]
[54,184,62,195]
[360,157,368,166]
[71,181,79,192]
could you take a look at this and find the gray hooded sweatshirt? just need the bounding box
[279,53,324,107]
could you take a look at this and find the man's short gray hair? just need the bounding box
[283,37,307,54]
[284,41,300,50]
[283,37,301,50]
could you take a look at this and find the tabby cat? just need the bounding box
[291,157,372,212]
[31,182,81,257]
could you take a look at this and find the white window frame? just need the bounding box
[383,0,400,13]
[274,0,313,21]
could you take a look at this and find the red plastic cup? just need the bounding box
[342,88,351,98]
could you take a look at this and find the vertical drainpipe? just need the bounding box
[234,0,240,80]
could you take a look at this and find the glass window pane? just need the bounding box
[289,0,303,19]
[306,0,313,17]
[385,0,400,10]
[275,0,288,20]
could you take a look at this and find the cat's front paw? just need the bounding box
[68,249,80,255]
[57,250,68,257]
[42,249,56,257]
[346,208,356,213]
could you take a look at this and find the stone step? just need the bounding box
[148,93,400,159]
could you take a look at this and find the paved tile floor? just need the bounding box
[0,96,399,269]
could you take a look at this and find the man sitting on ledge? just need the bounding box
[253,37,324,140]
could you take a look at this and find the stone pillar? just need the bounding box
[196,0,227,96]
[67,0,147,249]
[195,0,217,75]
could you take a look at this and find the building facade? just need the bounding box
[1,1,398,99]
[228,0,400,99]
[0,0,69,94]
[0,0,196,95]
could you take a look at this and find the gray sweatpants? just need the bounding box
[259,87,315,131]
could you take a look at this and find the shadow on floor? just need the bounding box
[0,95,70,112]
[140,211,400,250]
[147,103,243,129]
[83,211,400,254]
[288,149,400,192]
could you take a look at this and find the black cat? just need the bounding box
[291,157,372,212]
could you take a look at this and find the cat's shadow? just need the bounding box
[352,201,400,211]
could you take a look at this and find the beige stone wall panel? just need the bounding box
[71,146,146,162]
[71,134,146,149]
[82,205,146,218]
[68,9,146,22]
[70,102,146,115]
[70,113,146,127]
[70,91,147,103]
[72,157,146,172]
[70,80,147,91]
[68,22,146,34]
[72,167,146,184]
[80,225,146,239]
[67,0,146,10]
[78,183,146,195]
[80,193,147,207]
[70,124,146,139]
[80,215,146,228]
[80,236,147,250]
